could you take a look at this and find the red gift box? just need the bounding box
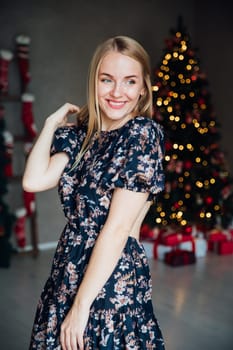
[140,224,155,241]
[164,249,196,267]
[160,232,183,245]
[207,230,228,251]
[159,232,195,249]
[218,241,233,255]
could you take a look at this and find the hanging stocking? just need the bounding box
[21,93,37,141]
[23,190,36,217]
[15,34,31,91]
[0,105,6,129]
[14,207,27,248]
[3,130,14,177]
[0,49,13,95]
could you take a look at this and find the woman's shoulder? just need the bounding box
[54,124,86,140]
[128,115,164,139]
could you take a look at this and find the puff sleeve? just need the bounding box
[102,119,165,201]
[50,126,81,162]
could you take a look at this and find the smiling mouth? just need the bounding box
[107,99,126,109]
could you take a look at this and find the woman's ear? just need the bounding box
[140,88,145,96]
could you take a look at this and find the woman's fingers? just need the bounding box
[77,334,84,350]
[46,103,80,129]
[63,103,80,116]
[70,333,78,350]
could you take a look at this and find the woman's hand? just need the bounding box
[60,303,90,350]
[46,103,80,130]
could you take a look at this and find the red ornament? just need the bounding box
[185,113,193,124]
[198,97,205,106]
[205,196,213,205]
[185,184,191,192]
[191,74,197,81]
[184,160,192,169]
[165,141,173,151]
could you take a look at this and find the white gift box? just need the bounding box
[194,237,208,257]
[142,236,207,260]
[141,241,154,259]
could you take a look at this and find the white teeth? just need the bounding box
[109,101,125,106]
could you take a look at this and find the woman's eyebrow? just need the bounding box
[99,72,139,79]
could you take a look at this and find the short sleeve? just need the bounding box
[50,126,80,161]
[102,119,165,201]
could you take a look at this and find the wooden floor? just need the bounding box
[0,248,232,350]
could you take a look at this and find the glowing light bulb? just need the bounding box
[152,85,159,91]
[181,220,187,226]
[165,53,172,60]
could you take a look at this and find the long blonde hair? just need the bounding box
[74,35,153,167]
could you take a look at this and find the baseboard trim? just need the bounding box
[16,241,57,253]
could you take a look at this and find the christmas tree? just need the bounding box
[147,17,233,233]
[0,105,15,267]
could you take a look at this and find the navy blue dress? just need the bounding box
[29,116,165,349]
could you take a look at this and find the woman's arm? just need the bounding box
[75,188,149,307]
[60,188,150,350]
[22,103,79,192]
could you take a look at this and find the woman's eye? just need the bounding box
[126,79,136,85]
[101,78,112,83]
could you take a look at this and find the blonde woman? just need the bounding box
[24,36,165,350]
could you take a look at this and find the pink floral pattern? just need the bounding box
[29,116,165,349]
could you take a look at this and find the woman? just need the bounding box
[23,35,165,350]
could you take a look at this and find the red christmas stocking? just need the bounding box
[14,207,27,248]
[0,105,6,128]
[0,49,13,95]
[15,34,31,91]
[21,93,37,141]
[3,130,14,177]
[23,190,36,217]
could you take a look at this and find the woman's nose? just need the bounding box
[110,82,123,97]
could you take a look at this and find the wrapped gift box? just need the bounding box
[207,230,228,252]
[218,241,233,255]
[154,238,207,261]
[159,232,192,246]
[156,244,173,260]
[164,249,196,267]
[195,237,208,258]
[140,224,159,241]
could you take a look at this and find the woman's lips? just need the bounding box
[107,99,126,109]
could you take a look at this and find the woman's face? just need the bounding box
[97,51,145,131]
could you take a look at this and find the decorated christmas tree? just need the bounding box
[0,105,15,267]
[146,17,233,233]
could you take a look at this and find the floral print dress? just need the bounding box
[29,116,165,350]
